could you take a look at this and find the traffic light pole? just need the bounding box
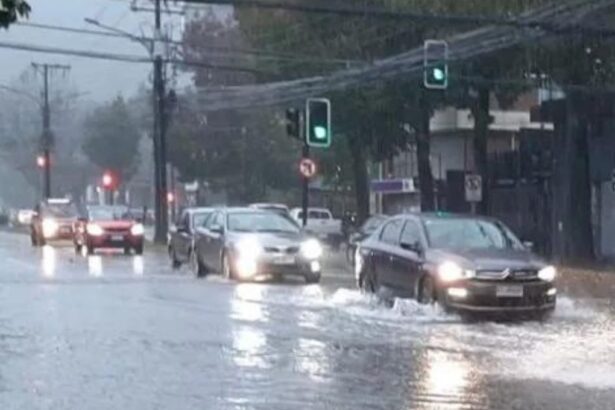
[42,65,51,200]
[32,62,70,200]
[300,111,309,227]
[301,142,310,228]
[153,0,169,244]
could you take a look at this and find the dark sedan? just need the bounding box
[192,208,323,283]
[168,207,214,268]
[355,213,556,317]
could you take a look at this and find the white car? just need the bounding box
[289,207,343,248]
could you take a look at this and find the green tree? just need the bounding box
[0,0,30,28]
[82,96,141,183]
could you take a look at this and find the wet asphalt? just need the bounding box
[0,231,614,410]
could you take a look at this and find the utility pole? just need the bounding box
[31,62,70,200]
[299,111,309,227]
[153,0,169,243]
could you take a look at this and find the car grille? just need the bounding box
[104,227,130,233]
[475,269,538,282]
[264,246,299,255]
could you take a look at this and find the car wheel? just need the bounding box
[74,243,82,254]
[134,243,144,256]
[304,272,321,284]
[362,267,379,294]
[86,244,95,255]
[222,252,236,281]
[418,275,436,304]
[31,234,38,247]
[190,249,206,278]
[170,247,181,269]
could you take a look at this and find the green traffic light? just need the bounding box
[433,67,445,81]
[313,126,327,140]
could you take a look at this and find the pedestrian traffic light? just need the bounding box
[306,98,331,148]
[285,108,300,139]
[424,40,448,90]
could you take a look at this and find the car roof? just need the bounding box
[185,207,214,214]
[399,211,497,222]
[224,207,271,214]
[249,203,288,209]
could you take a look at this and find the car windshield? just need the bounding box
[88,207,129,221]
[227,212,300,233]
[363,215,387,232]
[42,204,78,218]
[423,218,523,250]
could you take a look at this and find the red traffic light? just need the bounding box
[36,155,46,168]
[101,171,117,190]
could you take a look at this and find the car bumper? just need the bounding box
[87,234,143,248]
[234,255,322,280]
[441,280,556,314]
[43,228,74,240]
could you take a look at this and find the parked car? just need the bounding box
[346,214,388,264]
[289,207,343,249]
[31,198,79,246]
[191,207,322,283]
[355,213,557,318]
[168,207,214,268]
[73,205,145,255]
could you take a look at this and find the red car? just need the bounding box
[74,205,145,255]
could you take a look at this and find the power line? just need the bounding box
[13,20,360,66]
[0,40,273,74]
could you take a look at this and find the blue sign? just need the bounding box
[371,178,416,194]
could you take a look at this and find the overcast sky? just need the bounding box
[0,0,211,102]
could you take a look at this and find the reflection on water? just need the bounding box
[294,338,330,383]
[132,256,144,276]
[415,345,485,410]
[41,245,56,278]
[232,284,266,322]
[88,256,103,277]
[231,326,268,368]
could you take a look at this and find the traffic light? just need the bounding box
[36,155,46,168]
[424,40,448,90]
[285,108,300,139]
[102,171,116,190]
[306,98,331,148]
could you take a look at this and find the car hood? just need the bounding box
[426,248,546,271]
[92,220,135,229]
[227,231,307,248]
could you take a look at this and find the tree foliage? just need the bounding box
[82,96,141,182]
[0,0,30,28]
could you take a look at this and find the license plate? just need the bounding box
[273,255,295,265]
[111,235,124,241]
[496,285,523,298]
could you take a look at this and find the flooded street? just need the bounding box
[0,231,613,409]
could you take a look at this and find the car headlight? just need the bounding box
[131,223,145,236]
[42,218,59,237]
[438,261,474,282]
[301,239,323,260]
[236,237,263,260]
[86,223,104,236]
[538,265,557,282]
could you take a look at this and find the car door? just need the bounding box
[373,218,404,289]
[176,211,192,262]
[390,218,425,297]
[200,211,224,270]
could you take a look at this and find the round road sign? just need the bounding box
[299,158,317,179]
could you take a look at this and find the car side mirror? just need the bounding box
[210,224,224,235]
[523,241,534,251]
[400,241,423,255]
